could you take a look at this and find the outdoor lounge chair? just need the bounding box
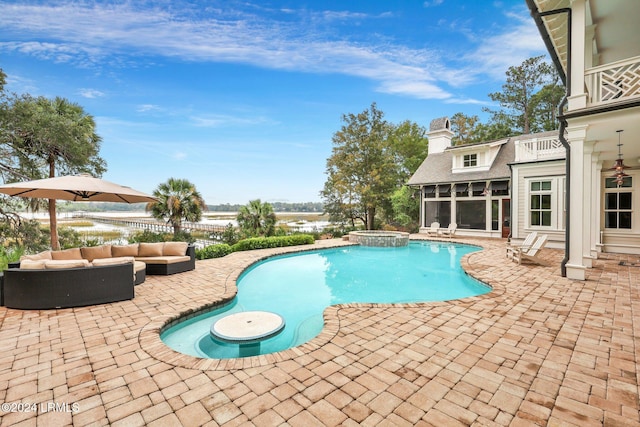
[506,231,537,259]
[440,223,457,239]
[511,234,549,265]
[426,222,440,237]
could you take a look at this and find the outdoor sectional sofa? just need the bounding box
[0,242,195,309]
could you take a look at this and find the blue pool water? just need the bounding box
[161,241,490,359]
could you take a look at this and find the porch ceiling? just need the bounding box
[531,0,640,74]
[577,105,640,167]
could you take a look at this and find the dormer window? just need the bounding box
[463,154,477,167]
[450,139,506,174]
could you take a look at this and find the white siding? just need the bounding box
[511,161,566,248]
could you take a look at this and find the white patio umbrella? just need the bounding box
[0,174,157,249]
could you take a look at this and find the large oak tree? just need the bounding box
[2,93,105,250]
[321,103,428,230]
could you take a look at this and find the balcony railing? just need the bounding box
[585,55,640,105]
[514,137,564,162]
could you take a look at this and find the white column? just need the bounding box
[450,189,457,228]
[590,156,602,258]
[485,181,492,232]
[420,188,426,228]
[568,0,588,111]
[585,24,596,69]
[581,141,595,267]
[565,125,589,280]
[511,168,520,239]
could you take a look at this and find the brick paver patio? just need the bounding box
[0,236,639,426]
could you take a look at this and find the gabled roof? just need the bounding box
[407,131,559,186]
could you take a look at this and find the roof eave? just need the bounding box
[525,0,568,86]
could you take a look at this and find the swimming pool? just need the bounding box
[161,241,490,359]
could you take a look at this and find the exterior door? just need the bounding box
[502,199,511,238]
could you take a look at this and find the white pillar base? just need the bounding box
[565,263,586,281]
[583,256,594,268]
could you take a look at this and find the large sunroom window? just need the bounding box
[425,200,451,226]
[457,200,485,229]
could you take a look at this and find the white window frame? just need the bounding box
[463,153,477,168]
[527,179,553,228]
[604,176,632,230]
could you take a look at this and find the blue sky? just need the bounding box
[0,0,548,205]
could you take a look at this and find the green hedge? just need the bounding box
[196,234,315,260]
[195,243,232,260]
[231,235,315,252]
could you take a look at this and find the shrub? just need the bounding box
[169,230,196,243]
[129,230,166,243]
[231,234,314,252]
[195,234,315,260]
[58,227,83,249]
[82,237,102,247]
[128,229,194,243]
[320,225,358,238]
[196,244,232,260]
[0,219,49,253]
[0,246,24,271]
[220,223,240,245]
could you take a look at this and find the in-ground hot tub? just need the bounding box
[348,230,410,247]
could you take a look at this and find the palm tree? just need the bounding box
[236,199,277,237]
[146,178,206,237]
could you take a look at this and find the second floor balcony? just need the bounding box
[585,55,640,106]
[514,136,564,163]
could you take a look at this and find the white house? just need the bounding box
[526,0,640,279]
[408,117,565,245]
[411,1,640,280]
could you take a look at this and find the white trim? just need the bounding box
[524,176,565,231]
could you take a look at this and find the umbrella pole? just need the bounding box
[49,199,60,251]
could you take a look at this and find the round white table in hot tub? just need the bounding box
[210,311,285,357]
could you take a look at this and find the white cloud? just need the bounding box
[0,2,547,102]
[190,114,273,128]
[78,88,104,98]
[377,80,451,100]
[423,0,444,7]
[464,11,548,79]
[136,104,163,113]
[321,10,370,21]
[4,73,38,94]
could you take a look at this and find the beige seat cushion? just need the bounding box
[91,256,134,266]
[81,245,112,261]
[20,250,53,262]
[112,244,139,257]
[44,259,90,269]
[92,257,135,280]
[163,241,188,256]
[19,259,47,269]
[51,247,82,260]
[134,256,191,264]
[138,242,164,257]
[134,261,146,272]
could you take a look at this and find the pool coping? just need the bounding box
[138,237,503,371]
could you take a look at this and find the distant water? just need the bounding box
[22,211,330,231]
